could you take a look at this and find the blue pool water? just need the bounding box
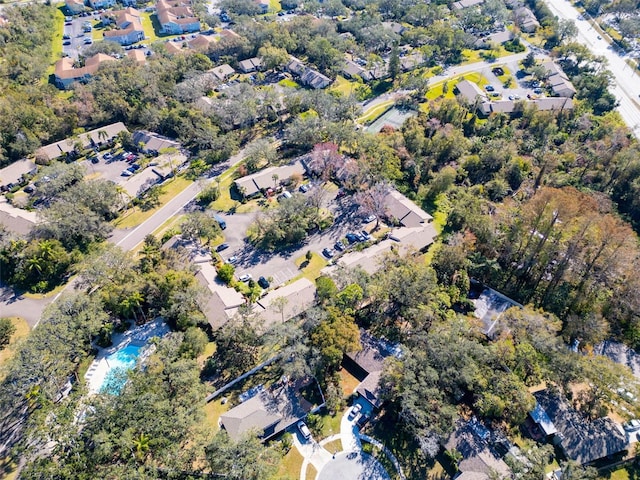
[99,344,142,395]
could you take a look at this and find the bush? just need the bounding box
[217,263,235,284]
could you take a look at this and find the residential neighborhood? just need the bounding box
[2,0,640,478]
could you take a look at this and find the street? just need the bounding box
[542,0,640,138]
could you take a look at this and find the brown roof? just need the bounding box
[127,49,146,63]
[384,189,433,227]
[54,54,116,80]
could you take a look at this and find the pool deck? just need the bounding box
[84,318,170,394]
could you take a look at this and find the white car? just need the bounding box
[363,214,376,223]
[297,421,312,440]
[238,274,252,282]
[624,419,640,432]
[350,403,362,419]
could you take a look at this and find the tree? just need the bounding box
[388,43,400,80]
[206,431,280,480]
[309,306,360,372]
[180,327,209,359]
[181,211,221,246]
[316,276,338,303]
[353,182,392,229]
[522,51,536,69]
[0,317,16,349]
[217,263,235,284]
[307,142,342,182]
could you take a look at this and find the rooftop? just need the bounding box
[35,122,128,161]
[255,278,316,326]
[234,159,306,197]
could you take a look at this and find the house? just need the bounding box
[399,52,424,72]
[102,8,145,46]
[35,122,128,161]
[0,159,37,192]
[0,197,38,235]
[255,278,316,326]
[219,379,315,442]
[343,331,402,408]
[132,130,180,154]
[452,0,484,9]
[237,57,263,73]
[127,49,147,64]
[384,189,433,227]
[342,60,366,80]
[189,34,215,51]
[195,262,246,329]
[53,53,116,89]
[210,64,235,81]
[474,29,513,48]
[444,419,512,479]
[65,0,85,15]
[88,0,116,10]
[515,7,540,33]
[254,0,269,13]
[455,79,487,105]
[471,285,522,337]
[234,159,306,198]
[164,41,186,55]
[286,56,331,89]
[542,61,576,98]
[381,21,405,35]
[530,390,628,466]
[156,0,200,34]
[530,97,574,111]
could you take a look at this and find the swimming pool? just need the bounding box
[99,344,142,394]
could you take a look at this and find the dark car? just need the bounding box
[24,185,35,194]
[334,240,345,252]
[63,34,71,39]
[345,233,358,244]
[484,85,495,92]
[63,40,71,45]
[258,276,270,289]
[90,156,99,164]
[216,243,229,252]
[299,184,310,193]
[336,189,347,199]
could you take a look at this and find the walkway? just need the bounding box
[294,399,405,480]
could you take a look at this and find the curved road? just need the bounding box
[542,0,640,138]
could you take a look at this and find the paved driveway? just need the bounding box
[317,452,390,480]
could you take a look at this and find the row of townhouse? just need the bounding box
[156,0,200,34]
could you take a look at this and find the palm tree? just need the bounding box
[132,432,150,462]
[272,174,279,189]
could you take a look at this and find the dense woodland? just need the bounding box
[2,0,640,477]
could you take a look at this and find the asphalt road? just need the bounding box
[542,0,640,138]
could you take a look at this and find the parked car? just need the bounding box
[62,34,71,39]
[103,152,113,160]
[24,185,35,194]
[533,88,543,95]
[485,85,495,92]
[345,233,359,244]
[226,256,238,264]
[360,230,372,241]
[299,184,310,193]
[258,276,270,289]
[90,156,99,164]
[238,273,252,282]
[336,189,347,199]
[322,248,335,258]
[297,421,312,440]
[216,243,229,252]
[334,241,345,252]
[63,40,71,46]
[624,419,640,432]
[349,403,362,419]
[121,170,133,177]
[355,232,366,242]
[363,214,376,223]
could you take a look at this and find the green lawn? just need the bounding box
[330,75,358,97]
[292,253,327,283]
[425,72,488,101]
[361,441,401,480]
[0,317,30,370]
[272,447,304,480]
[113,176,193,229]
[46,5,66,78]
[269,0,282,12]
[323,438,343,454]
[357,99,394,124]
[209,164,242,212]
[279,78,300,89]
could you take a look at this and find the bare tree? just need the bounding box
[308,142,343,182]
[354,182,392,229]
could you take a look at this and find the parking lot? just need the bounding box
[62,14,100,60]
[213,186,374,287]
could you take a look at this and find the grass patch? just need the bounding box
[203,397,230,429]
[425,72,487,101]
[272,447,304,480]
[210,164,243,212]
[315,412,342,440]
[357,99,394,124]
[279,78,300,89]
[0,317,30,369]
[0,454,19,480]
[269,0,282,12]
[292,253,327,283]
[46,5,67,78]
[323,438,343,454]
[337,368,361,397]
[306,463,318,480]
[113,176,193,229]
[197,341,217,367]
[330,75,358,97]
[141,12,162,42]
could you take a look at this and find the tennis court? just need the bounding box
[365,107,416,133]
